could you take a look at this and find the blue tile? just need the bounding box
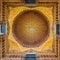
[56,24,59,35]
[25,54,36,60]
[1,24,6,34]
[25,0,36,4]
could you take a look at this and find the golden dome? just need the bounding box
[12,10,49,47]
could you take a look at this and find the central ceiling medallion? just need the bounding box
[12,10,50,47]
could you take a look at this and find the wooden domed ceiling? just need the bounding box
[12,10,50,47]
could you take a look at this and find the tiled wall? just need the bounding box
[1,58,59,60]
